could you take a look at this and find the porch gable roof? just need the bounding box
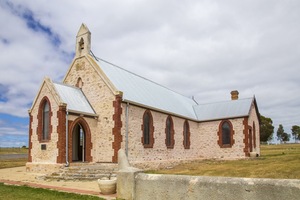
[53,82,95,115]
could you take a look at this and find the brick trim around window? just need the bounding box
[37,96,53,143]
[141,110,155,148]
[253,122,256,148]
[183,120,190,149]
[243,117,250,156]
[165,115,175,149]
[217,120,235,148]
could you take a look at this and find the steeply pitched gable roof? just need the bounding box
[92,55,257,121]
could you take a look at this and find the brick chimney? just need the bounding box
[231,90,239,100]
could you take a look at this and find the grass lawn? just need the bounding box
[146,143,300,179]
[0,183,104,200]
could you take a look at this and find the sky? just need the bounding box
[0,0,299,147]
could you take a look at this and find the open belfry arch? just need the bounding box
[27,24,260,173]
[75,24,91,57]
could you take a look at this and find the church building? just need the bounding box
[27,24,260,172]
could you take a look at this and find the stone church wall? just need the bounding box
[199,118,246,159]
[248,103,260,155]
[64,56,116,162]
[121,103,249,169]
[27,81,62,173]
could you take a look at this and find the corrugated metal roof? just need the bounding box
[93,56,254,121]
[97,59,198,119]
[53,83,95,115]
[194,98,253,121]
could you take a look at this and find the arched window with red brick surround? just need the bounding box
[141,110,154,148]
[165,115,175,149]
[183,120,190,149]
[253,122,256,148]
[218,120,235,148]
[37,97,52,142]
[42,101,50,140]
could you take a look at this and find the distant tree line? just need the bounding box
[260,115,300,143]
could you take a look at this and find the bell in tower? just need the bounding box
[75,23,91,57]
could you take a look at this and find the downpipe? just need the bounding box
[65,110,69,167]
[125,102,129,156]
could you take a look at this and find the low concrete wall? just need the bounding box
[133,173,300,200]
[117,149,300,200]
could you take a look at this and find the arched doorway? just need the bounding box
[69,117,93,163]
[72,124,85,162]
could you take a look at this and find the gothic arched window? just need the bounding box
[183,120,190,149]
[141,110,154,148]
[165,116,175,149]
[218,120,235,148]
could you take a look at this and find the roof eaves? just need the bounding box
[68,109,98,118]
[197,114,250,122]
[123,99,198,121]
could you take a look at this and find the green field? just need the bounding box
[0,147,28,154]
[147,144,300,179]
[0,148,28,169]
[0,183,104,200]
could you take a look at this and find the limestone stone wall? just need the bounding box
[122,103,260,169]
[121,104,196,168]
[26,163,64,174]
[63,56,116,162]
[29,81,60,164]
[121,103,249,169]
[248,103,261,155]
[199,118,246,159]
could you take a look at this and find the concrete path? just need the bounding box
[0,166,117,200]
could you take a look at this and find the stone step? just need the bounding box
[42,163,118,181]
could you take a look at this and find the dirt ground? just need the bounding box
[0,166,116,199]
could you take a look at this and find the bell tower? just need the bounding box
[75,23,91,57]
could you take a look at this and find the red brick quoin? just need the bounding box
[56,105,66,163]
[112,94,123,163]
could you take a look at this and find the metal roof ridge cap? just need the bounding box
[192,104,200,120]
